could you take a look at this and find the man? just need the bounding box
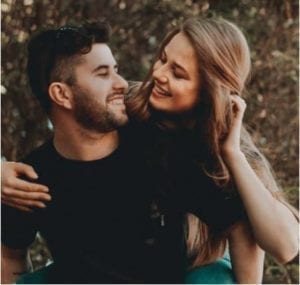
[1,21,160,283]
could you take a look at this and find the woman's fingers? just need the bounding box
[1,161,50,211]
[2,199,33,212]
[2,194,47,208]
[231,95,247,117]
[222,95,246,156]
[5,177,49,193]
[13,162,39,179]
[2,186,51,201]
[2,161,49,192]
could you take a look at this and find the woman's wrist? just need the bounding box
[223,148,246,165]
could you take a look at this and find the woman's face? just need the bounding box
[149,32,201,114]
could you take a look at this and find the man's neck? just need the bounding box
[53,125,120,161]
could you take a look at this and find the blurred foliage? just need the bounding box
[1,0,299,283]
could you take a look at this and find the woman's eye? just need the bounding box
[173,73,183,79]
[173,69,184,79]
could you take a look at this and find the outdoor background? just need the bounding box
[1,0,299,283]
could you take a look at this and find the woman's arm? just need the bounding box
[1,162,51,211]
[223,96,299,264]
[228,220,265,283]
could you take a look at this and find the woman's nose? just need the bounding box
[152,65,168,84]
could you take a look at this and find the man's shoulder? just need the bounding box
[119,121,151,145]
[22,139,54,166]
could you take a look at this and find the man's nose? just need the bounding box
[113,74,128,91]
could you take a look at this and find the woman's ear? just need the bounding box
[48,82,73,110]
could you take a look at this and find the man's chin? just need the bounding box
[110,107,129,126]
[116,114,129,127]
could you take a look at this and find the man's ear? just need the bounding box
[48,82,74,110]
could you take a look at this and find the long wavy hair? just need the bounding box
[126,17,298,267]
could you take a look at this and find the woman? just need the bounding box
[2,17,299,283]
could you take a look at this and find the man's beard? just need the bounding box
[72,85,128,133]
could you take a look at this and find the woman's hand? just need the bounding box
[1,162,51,212]
[222,95,247,159]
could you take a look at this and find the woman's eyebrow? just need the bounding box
[163,47,189,77]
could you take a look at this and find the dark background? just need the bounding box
[1,0,298,283]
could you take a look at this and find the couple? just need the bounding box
[2,17,298,284]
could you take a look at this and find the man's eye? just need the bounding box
[97,73,108,77]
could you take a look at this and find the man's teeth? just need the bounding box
[110,98,124,105]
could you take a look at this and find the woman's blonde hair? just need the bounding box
[126,17,298,267]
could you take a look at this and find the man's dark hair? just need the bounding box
[27,21,111,113]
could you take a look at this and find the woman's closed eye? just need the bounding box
[172,67,187,79]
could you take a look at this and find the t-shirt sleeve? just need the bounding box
[1,204,37,249]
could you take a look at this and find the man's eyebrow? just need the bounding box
[92,64,118,73]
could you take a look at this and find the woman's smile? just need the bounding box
[151,84,172,98]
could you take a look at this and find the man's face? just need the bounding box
[71,43,129,133]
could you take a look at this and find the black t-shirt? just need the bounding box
[2,135,149,283]
[126,121,245,231]
[2,123,244,283]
